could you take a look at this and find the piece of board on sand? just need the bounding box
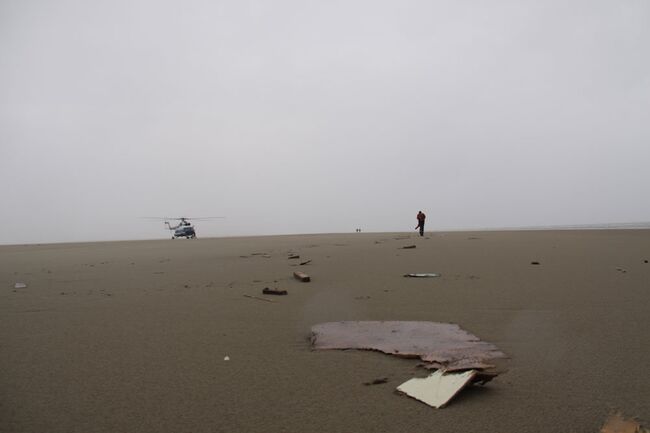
[403,273,440,278]
[397,370,477,408]
[293,271,311,282]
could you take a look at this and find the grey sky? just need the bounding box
[1,0,649,244]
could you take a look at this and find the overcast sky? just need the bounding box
[1,0,649,244]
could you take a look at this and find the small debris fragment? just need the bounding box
[531,261,540,265]
[288,254,300,259]
[644,260,648,264]
[243,294,275,303]
[299,260,312,266]
[224,356,230,361]
[616,267,628,273]
[14,282,27,289]
[262,254,271,258]
[363,377,389,386]
[401,245,416,249]
[600,413,643,433]
[262,287,287,296]
[294,271,311,282]
[397,370,478,408]
[403,273,440,278]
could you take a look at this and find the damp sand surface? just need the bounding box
[1,230,649,432]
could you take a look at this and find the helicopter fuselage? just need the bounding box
[172,225,196,239]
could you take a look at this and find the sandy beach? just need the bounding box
[1,230,649,433]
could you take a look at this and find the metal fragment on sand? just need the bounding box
[311,321,505,370]
[397,370,477,408]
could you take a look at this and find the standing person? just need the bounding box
[415,211,426,236]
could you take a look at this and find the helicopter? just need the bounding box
[143,216,224,239]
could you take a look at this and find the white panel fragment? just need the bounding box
[397,370,477,408]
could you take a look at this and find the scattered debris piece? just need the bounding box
[354,296,371,300]
[263,287,287,296]
[240,255,249,258]
[299,260,312,266]
[311,321,505,370]
[531,261,540,265]
[288,254,300,259]
[250,252,265,256]
[401,245,416,249]
[294,271,311,282]
[397,370,477,408]
[243,294,275,303]
[403,273,440,278]
[224,356,230,361]
[600,413,643,433]
[364,377,389,386]
[616,267,628,273]
[14,282,27,289]
[644,260,648,264]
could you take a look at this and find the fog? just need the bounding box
[1,0,649,244]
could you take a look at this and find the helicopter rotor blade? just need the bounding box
[140,216,225,221]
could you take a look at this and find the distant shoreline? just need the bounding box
[2,224,650,247]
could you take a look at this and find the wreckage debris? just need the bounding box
[243,294,275,303]
[294,271,311,282]
[364,377,389,386]
[397,370,477,408]
[311,321,505,371]
[531,261,540,265]
[600,413,644,433]
[403,273,440,278]
[401,245,416,249]
[299,260,312,266]
[14,282,27,289]
[262,287,287,296]
[288,254,300,259]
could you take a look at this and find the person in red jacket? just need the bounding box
[415,211,426,236]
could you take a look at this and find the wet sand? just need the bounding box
[1,230,649,433]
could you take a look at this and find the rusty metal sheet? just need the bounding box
[311,321,505,370]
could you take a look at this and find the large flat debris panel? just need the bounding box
[311,321,505,370]
[397,370,477,408]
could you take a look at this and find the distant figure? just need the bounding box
[415,211,426,236]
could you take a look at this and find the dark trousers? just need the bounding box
[418,222,424,236]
